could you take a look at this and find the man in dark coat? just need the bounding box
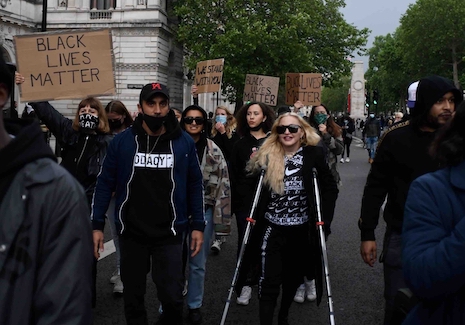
[358,75,463,325]
[0,56,93,324]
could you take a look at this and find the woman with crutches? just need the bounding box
[246,112,338,325]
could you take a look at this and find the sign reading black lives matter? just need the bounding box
[243,74,279,106]
[285,73,322,106]
[195,58,224,94]
[14,29,115,102]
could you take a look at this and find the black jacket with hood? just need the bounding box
[30,101,112,203]
[0,118,93,324]
[359,75,463,241]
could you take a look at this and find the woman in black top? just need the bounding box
[247,112,338,325]
[230,101,275,305]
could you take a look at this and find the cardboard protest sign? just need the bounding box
[285,73,322,106]
[194,58,224,93]
[14,29,115,101]
[243,74,279,106]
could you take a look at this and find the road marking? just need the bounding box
[98,240,116,261]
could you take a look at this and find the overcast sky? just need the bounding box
[340,0,417,70]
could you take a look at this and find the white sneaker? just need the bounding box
[345,157,350,163]
[211,239,222,254]
[340,158,344,163]
[110,270,120,284]
[293,284,305,303]
[236,286,252,305]
[113,277,124,294]
[305,279,316,302]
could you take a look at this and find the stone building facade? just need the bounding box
[0,0,188,117]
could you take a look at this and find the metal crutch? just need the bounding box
[312,168,336,325]
[220,168,266,325]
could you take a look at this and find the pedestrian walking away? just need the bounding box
[338,114,355,163]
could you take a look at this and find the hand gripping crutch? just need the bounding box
[220,168,266,325]
[312,168,336,325]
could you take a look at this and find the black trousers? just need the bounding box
[258,222,311,325]
[120,234,184,325]
[381,228,405,325]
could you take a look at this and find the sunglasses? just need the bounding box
[276,124,301,134]
[183,117,205,125]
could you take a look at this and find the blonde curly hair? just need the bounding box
[247,113,320,194]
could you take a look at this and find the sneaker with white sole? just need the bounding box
[293,284,305,303]
[211,239,222,254]
[340,158,344,163]
[345,157,350,163]
[236,286,252,305]
[305,279,316,302]
[113,277,124,294]
[110,270,120,284]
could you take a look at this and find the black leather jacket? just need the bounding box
[31,101,111,201]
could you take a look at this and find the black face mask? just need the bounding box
[109,119,123,130]
[249,123,263,132]
[79,113,99,131]
[143,114,167,133]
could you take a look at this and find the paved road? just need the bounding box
[93,138,387,325]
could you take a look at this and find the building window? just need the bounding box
[90,0,116,9]
[137,0,146,5]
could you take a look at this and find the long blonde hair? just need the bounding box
[211,106,237,139]
[247,113,320,194]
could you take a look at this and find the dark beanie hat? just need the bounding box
[412,75,463,118]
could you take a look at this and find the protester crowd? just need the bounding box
[2,53,465,325]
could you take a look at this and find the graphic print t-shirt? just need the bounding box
[265,148,308,226]
[126,135,175,239]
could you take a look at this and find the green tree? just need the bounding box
[365,33,410,114]
[397,0,465,88]
[173,0,369,108]
[321,76,351,114]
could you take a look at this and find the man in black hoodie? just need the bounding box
[0,58,93,323]
[358,75,462,325]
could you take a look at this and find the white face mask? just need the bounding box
[215,115,227,124]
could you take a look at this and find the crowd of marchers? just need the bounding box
[1,55,465,325]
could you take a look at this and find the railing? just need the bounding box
[90,10,112,20]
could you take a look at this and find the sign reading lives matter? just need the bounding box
[243,74,279,106]
[14,29,115,101]
[285,73,322,106]
[194,58,224,94]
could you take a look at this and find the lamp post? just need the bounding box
[42,0,47,32]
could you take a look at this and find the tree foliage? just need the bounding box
[397,0,465,88]
[321,75,351,114]
[173,0,369,107]
[365,0,465,113]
